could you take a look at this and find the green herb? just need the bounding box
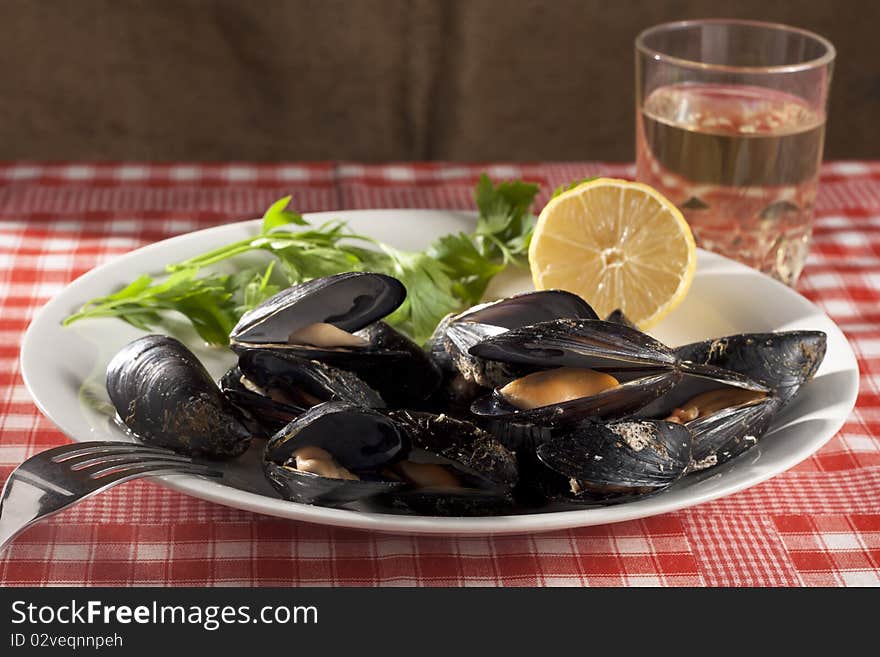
[63,175,541,346]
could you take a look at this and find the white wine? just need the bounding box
[637,83,826,283]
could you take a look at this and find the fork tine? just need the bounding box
[68,451,196,472]
[86,462,222,487]
[87,459,218,481]
[0,448,223,553]
[51,443,178,463]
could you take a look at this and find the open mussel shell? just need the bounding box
[222,350,386,436]
[263,402,408,506]
[536,420,692,501]
[229,273,408,362]
[467,319,681,435]
[240,350,385,409]
[220,365,296,438]
[433,291,598,386]
[453,290,598,330]
[684,395,783,472]
[675,331,826,403]
[380,410,519,516]
[106,335,251,458]
[350,321,442,408]
[637,360,779,471]
[469,318,676,372]
[470,370,680,432]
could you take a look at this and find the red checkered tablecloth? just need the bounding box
[1,161,878,587]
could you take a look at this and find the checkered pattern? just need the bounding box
[1,161,878,587]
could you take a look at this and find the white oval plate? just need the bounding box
[20,210,859,535]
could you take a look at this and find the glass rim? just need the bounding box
[635,18,836,74]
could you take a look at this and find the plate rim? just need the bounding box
[19,209,861,535]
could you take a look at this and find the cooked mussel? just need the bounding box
[675,331,826,404]
[431,290,598,387]
[221,351,385,436]
[468,318,778,428]
[263,402,408,506]
[468,319,683,436]
[427,290,599,419]
[639,362,782,471]
[677,394,783,471]
[220,365,292,438]
[263,402,517,513]
[535,419,692,501]
[106,335,251,458]
[230,273,443,407]
[380,410,519,516]
[230,272,408,363]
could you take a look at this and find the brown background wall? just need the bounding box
[0,0,877,161]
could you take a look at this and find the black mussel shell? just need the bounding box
[263,402,408,506]
[388,411,518,491]
[222,351,385,436]
[468,318,676,372]
[455,290,598,329]
[240,350,385,408]
[685,395,783,472]
[474,418,553,453]
[106,335,251,458]
[435,291,598,386]
[470,370,681,427]
[380,410,518,515]
[536,420,692,500]
[675,331,826,403]
[351,321,442,408]
[230,272,406,346]
[220,365,293,438]
[604,309,638,330]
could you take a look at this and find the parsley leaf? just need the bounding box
[63,174,542,346]
[261,196,307,233]
[473,173,540,264]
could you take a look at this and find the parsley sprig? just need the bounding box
[63,174,540,346]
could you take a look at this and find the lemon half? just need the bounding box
[528,178,696,329]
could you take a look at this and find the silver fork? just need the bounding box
[0,441,223,552]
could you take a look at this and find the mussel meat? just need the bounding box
[468,319,682,435]
[263,402,408,506]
